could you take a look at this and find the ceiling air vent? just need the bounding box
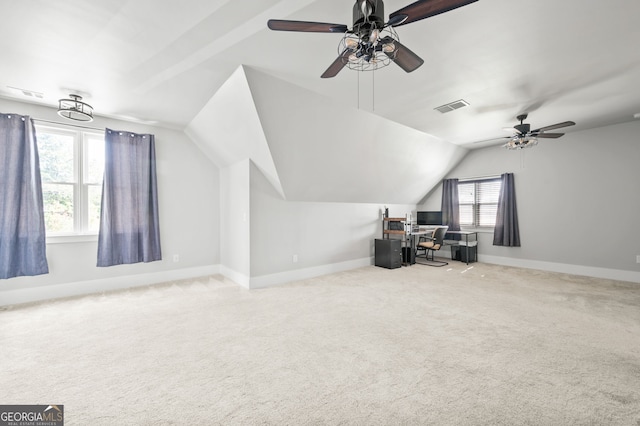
[7,86,44,99]
[435,99,469,114]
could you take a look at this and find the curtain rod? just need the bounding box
[32,118,104,132]
[457,174,502,182]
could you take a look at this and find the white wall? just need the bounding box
[220,159,251,287]
[0,98,220,305]
[185,67,284,199]
[249,162,417,287]
[421,120,640,282]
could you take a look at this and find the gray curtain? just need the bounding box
[493,173,521,247]
[0,113,49,279]
[441,178,460,232]
[97,129,161,266]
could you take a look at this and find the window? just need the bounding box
[458,178,501,228]
[36,125,104,236]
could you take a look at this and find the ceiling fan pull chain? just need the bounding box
[357,69,360,110]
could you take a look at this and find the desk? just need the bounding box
[445,231,478,265]
[382,217,432,266]
[403,230,431,266]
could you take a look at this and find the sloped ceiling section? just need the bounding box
[185,66,285,199]
[186,65,468,204]
[243,66,468,204]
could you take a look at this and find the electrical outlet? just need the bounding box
[636,255,640,264]
[293,254,298,263]
[173,254,180,262]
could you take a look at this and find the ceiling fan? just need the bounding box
[267,0,478,78]
[501,114,576,150]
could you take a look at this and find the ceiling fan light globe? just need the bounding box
[505,140,522,150]
[505,135,538,150]
[345,38,359,49]
[382,42,396,53]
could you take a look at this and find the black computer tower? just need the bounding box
[402,246,415,265]
[375,239,402,269]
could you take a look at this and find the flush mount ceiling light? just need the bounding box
[57,94,93,122]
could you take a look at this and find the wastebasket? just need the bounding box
[451,244,476,263]
[450,245,461,261]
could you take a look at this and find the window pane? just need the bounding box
[37,132,75,183]
[458,183,475,204]
[459,204,473,225]
[42,183,74,233]
[478,180,501,203]
[37,125,104,236]
[86,134,104,184]
[87,184,102,232]
[478,204,498,227]
[458,179,502,227]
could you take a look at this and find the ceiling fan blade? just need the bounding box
[267,19,348,33]
[472,136,510,144]
[389,40,424,73]
[387,14,409,26]
[388,0,478,27]
[534,133,565,139]
[503,127,520,134]
[321,50,352,78]
[531,121,576,133]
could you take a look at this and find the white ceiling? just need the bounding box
[1,0,639,147]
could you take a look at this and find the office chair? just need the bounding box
[415,226,449,266]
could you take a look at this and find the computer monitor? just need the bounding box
[417,211,443,226]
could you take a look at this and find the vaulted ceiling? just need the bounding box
[1,0,639,148]
[186,66,467,203]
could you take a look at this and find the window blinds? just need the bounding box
[458,178,501,227]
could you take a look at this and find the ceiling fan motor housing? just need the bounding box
[514,114,530,134]
[353,0,385,34]
[514,123,531,134]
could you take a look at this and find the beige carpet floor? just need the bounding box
[1,261,639,425]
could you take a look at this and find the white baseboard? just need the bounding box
[219,266,251,289]
[249,257,374,289]
[479,254,640,283]
[7,256,633,307]
[0,265,220,307]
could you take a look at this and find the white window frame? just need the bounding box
[36,124,104,243]
[458,177,502,229]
